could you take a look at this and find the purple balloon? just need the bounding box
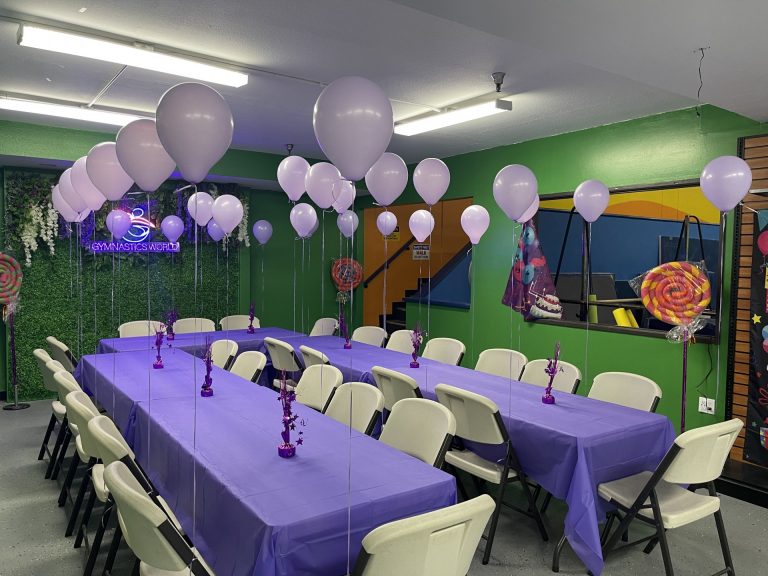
[313,76,394,181]
[277,156,310,202]
[160,215,184,243]
[252,220,273,245]
[52,185,79,223]
[211,194,243,235]
[86,142,134,201]
[290,203,318,238]
[516,195,540,224]
[332,180,356,213]
[106,209,132,240]
[116,118,176,192]
[573,179,610,223]
[187,192,214,226]
[413,158,450,206]
[337,210,359,238]
[365,152,408,206]
[493,164,537,221]
[207,219,225,241]
[376,211,397,236]
[460,205,490,245]
[409,209,434,242]
[70,157,106,211]
[305,162,341,209]
[59,168,87,213]
[156,83,234,184]
[701,155,753,212]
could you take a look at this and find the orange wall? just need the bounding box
[363,197,472,326]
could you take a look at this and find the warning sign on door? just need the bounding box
[412,243,430,260]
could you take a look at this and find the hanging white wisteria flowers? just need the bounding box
[237,199,250,248]
[20,201,58,267]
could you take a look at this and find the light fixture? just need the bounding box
[394,72,512,136]
[18,24,248,88]
[0,96,147,126]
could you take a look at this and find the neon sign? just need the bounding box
[90,241,180,253]
[123,206,155,243]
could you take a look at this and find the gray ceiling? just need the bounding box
[0,0,761,166]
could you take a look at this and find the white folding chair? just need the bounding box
[351,326,388,347]
[520,358,582,394]
[435,383,549,564]
[172,317,215,334]
[474,348,528,379]
[323,382,384,435]
[34,349,65,463]
[264,337,302,390]
[385,329,414,354]
[379,398,455,468]
[210,339,238,370]
[422,337,466,366]
[118,320,163,338]
[220,314,257,330]
[597,419,743,576]
[104,461,214,576]
[46,366,80,480]
[309,317,338,336]
[300,344,330,368]
[351,494,495,576]
[371,365,422,414]
[46,335,77,372]
[589,371,662,412]
[294,364,343,411]
[229,351,267,383]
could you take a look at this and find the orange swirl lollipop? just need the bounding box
[640,261,711,326]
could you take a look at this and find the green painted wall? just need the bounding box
[404,105,767,433]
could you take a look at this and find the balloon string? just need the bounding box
[308,236,312,327]
[427,205,432,342]
[145,191,152,481]
[216,243,220,323]
[583,222,591,389]
[302,238,306,334]
[191,184,198,545]
[260,245,265,320]
[383,225,388,334]
[293,238,297,333]
[470,247,475,365]
[226,239,230,325]
[77,222,83,359]
[321,209,325,318]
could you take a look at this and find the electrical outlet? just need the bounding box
[698,396,715,414]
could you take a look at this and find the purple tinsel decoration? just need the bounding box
[165,309,178,341]
[201,336,213,397]
[542,341,562,405]
[410,324,423,368]
[277,370,305,458]
[153,326,165,369]
[339,307,350,349]
[247,302,255,334]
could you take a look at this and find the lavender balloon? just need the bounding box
[313,76,394,181]
[160,215,184,242]
[337,210,359,238]
[305,162,341,209]
[156,83,234,184]
[460,205,491,245]
[252,220,273,245]
[187,191,214,226]
[211,194,243,234]
[365,152,408,206]
[207,219,225,241]
[493,164,537,221]
[701,155,753,212]
[116,118,176,192]
[52,185,79,223]
[59,168,87,213]
[413,158,450,206]
[86,142,134,201]
[290,203,318,238]
[409,209,435,242]
[70,157,106,211]
[574,179,609,223]
[516,195,540,223]
[332,180,356,213]
[277,156,310,202]
[106,210,132,239]
[376,211,397,236]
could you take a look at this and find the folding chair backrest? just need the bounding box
[64,391,101,457]
[351,326,388,347]
[118,320,163,338]
[352,494,495,576]
[88,415,136,465]
[663,418,743,484]
[173,317,215,334]
[379,398,456,467]
[210,339,238,369]
[264,337,302,373]
[520,359,582,394]
[475,348,527,379]
[229,351,267,382]
[589,371,661,412]
[324,382,384,434]
[219,314,256,330]
[385,330,414,354]
[34,349,56,393]
[53,368,81,400]
[435,383,506,445]
[371,365,422,411]
[295,364,343,411]
[422,337,465,366]
[300,345,330,367]
[46,336,77,372]
[309,317,338,336]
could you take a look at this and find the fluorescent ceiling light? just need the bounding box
[18,24,248,88]
[394,99,513,136]
[0,97,147,126]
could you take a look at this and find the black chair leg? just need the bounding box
[708,480,735,575]
[38,413,57,460]
[74,484,97,546]
[650,493,674,576]
[601,512,617,546]
[552,533,567,572]
[51,428,72,480]
[541,492,553,514]
[58,451,81,507]
[482,476,508,565]
[45,420,67,478]
[68,465,94,538]
[521,477,549,541]
[103,522,122,576]
[131,557,140,576]
[84,499,113,576]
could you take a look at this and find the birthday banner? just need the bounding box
[747,211,768,466]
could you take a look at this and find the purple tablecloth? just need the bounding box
[277,335,676,576]
[75,348,456,576]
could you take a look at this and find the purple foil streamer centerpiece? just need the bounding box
[339,306,351,349]
[247,302,256,334]
[278,370,304,458]
[165,309,178,341]
[153,324,166,369]
[410,324,423,368]
[542,341,561,405]
[201,336,213,397]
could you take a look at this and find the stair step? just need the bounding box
[382,318,406,331]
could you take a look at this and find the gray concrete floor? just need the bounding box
[2,400,767,575]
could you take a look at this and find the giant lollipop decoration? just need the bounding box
[1,253,27,410]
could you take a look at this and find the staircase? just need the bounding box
[378,281,427,332]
